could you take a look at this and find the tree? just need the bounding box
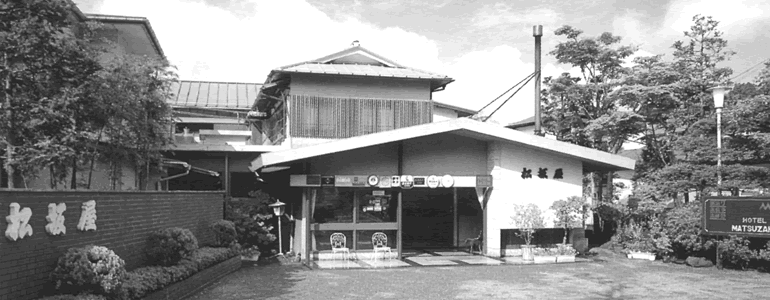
[542,25,645,203]
[82,50,176,189]
[0,0,102,188]
[550,196,589,245]
[1,0,176,190]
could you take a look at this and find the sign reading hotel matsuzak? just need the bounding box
[702,197,770,237]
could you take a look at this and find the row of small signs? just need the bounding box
[293,174,494,189]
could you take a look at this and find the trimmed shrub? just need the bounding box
[118,247,239,300]
[719,236,755,270]
[661,202,714,259]
[225,192,277,254]
[146,227,199,266]
[210,220,237,247]
[50,245,126,296]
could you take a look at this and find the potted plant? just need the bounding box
[555,244,577,263]
[511,203,545,261]
[533,247,557,264]
[241,245,261,261]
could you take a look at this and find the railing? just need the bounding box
[289,95,432,139]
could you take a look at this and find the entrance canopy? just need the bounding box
[250,118,635,173]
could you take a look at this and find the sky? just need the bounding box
[74,0,770,125]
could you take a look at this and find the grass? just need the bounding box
[188,256,770,300]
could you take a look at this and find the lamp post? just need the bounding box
[710,85,732,192]
[269,200,286,254]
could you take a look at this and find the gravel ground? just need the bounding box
[188,256,770,300]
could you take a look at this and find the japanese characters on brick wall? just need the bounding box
[520,167,564,179]
[5,200,97,241]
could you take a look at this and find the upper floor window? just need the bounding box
[290,95,432,139]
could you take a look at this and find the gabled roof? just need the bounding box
[86,13,165,58]
[271,45,453,89]
[251,118,636,172]
[169,80,261,109]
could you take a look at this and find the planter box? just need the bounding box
[556,255,576,263]
[533,255,557,264]
[626,252,656,261]
[142,256,241,300]
[241,254,261,262]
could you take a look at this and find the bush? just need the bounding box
[118,247,239,300]
[661,202,714,258]
[145,227,199,266]
[210,220,237,247]
[225,192,277,253]
[50,245,126,296]
[719,236,755,270]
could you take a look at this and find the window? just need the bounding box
[175,123,214,134]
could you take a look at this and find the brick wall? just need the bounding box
[0,190,224,300]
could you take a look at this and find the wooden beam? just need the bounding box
[453,187,458,247]
[303,188,311,268]
[397,191,403,260]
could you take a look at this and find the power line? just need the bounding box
[473,71,537,117]
[730,59,770,82]
[485,71,539,122]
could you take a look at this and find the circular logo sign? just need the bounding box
[427,175,439,188]
[378,176,391,188]
[367,175,379,186]
[441,175,454,188]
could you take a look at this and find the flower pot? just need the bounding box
[556,255,576,263]
[520,245,536,261]
[534,255,557,264]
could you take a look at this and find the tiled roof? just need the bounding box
[168,81,261,109]
[279,63,449,80]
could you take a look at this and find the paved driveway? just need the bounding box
[189,257,770,300]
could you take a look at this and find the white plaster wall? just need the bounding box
[484,141,583,257]
[306,143,399,175]
[402,133,488,176]
[292,137,337,149]
[290,74,431,100]
[432,106,458,122]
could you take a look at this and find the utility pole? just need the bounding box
[533,25,543,136]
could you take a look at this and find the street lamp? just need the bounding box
[710,85,732,191]
[269,200,286,254]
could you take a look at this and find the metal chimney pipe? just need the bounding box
[533,25,543,136]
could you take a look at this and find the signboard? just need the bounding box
[702,197,770,237]
[476,175,493,188]
[441,175,454,188]
[413,176,427,187]
[367,175,379,187]
[426,175,439,188]
[306,174,321,185]
[321,176,335,186]
[378,176,392,188]
[335,176,353,187]
[400,175,414,189]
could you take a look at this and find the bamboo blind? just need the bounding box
[290,95,433,139]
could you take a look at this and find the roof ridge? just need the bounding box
[175,79,262,85]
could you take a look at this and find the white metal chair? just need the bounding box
[372,232,392,261]
[330,233,350,261]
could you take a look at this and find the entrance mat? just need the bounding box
[432,251,473,256]
[456,257,503,265]
[315,260,366,269]
[405,258,458,266]
[360,259,412,268]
